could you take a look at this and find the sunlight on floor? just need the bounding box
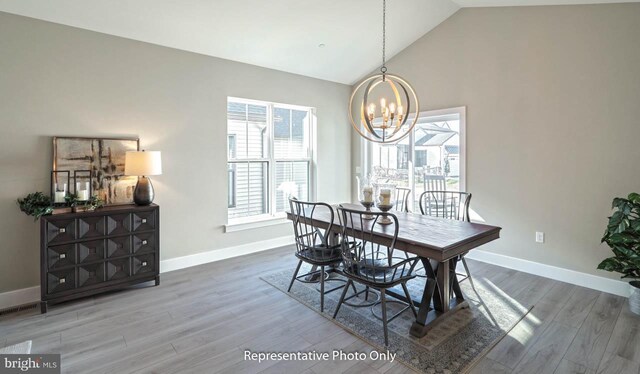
[479,277,540,346]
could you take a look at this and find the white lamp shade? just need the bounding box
[125,151,162,176]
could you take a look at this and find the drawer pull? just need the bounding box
[141,218,147,224]
[59,253,66,259]
[59,228,66,233]
[142,261,148,267]
[59,278,66,284]
[142,240,148,245]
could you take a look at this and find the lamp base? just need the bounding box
[134,176,155,205]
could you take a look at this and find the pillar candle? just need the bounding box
[379,189,391,205]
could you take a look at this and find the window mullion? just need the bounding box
[268,104,276,216]
[409,127,416,211]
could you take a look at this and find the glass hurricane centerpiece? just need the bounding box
[375,183,396,225]
[358,177,375,220]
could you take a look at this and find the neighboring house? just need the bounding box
[414,122,458,176]
[371,121,460,178]
[227,103,269,219]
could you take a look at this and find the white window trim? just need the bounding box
[363,106,467,210]
[226,97,317,231]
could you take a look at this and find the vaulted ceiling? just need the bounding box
[0,0,637,84]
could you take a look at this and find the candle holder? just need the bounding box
[358,177,375,220]
[375,183,396,225]
[51,171,71,206]
[73,170,92,202]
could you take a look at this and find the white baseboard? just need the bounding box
[0,235,294,311]
[466,249,630,298]
[159,235,294,273]
[0,286,40,311]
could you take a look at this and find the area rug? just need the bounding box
[261,266,532,374]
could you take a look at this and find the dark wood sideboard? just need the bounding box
[39,204,160,313]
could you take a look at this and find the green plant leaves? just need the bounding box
[17,192,53,221]
[600,193,640,280]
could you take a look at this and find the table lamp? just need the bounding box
[125,150,162,205]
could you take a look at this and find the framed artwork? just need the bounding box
[53,137,140,205]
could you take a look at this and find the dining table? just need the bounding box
[286,202,502,338]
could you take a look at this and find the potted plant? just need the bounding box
[17,192,54,221]
[65,193,81,212]
[85,195,104,212]
[67,194,104,213]
[597,192,640,315]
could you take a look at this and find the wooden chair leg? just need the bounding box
[333,279,351,319]
[287,260,303,292]
[381,288,389,347]
[401,282,418,318]
[320,265,325,312]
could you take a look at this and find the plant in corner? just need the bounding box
[598,192,640,314]
[17,192,54,221]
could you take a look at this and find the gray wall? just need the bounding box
[0,12,352,293]
[353,3,640,279]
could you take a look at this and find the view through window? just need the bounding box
[366,107,465,211]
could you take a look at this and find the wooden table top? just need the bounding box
[286,203,501,261]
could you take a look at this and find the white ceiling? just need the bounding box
[0,0,637,84]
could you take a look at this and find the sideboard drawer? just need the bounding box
[107,236,131,258]
[46,219,76,244]
[132,254,155,276]
[132,211,155,232]
[78,263,106,288]
[47,244,76,270]
[106,258,131,281]
[47,268,76,294]
[78,240,105,264]
[78,216,106,239]
[106,213,131,236]
[132,233,155,254]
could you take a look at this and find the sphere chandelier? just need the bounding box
[349,0,420,144]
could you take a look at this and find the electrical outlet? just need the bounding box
[536,232,545,243]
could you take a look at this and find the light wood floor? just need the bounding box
[1,246,639,374]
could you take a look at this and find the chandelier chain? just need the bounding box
[381,0,387,75]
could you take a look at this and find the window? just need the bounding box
[364,107,466,212]
[227,97,315,223]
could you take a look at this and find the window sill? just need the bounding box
[225,214,289,233]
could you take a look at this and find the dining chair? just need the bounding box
[423,174,446,193]
[394,187,411,213]
[333,206,419,347]
[418,190,474,286]
[288,198,344,312]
